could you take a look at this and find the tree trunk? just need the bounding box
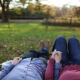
[2,6,9,23]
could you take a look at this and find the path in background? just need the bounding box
[0,19,43,23]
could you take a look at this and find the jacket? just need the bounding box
[0,58,46,80]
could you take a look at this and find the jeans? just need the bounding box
[52,36,69,66]
[22,48,49,60]
[68,37,80,65]
[52,36,80,66]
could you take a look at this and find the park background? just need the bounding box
[0,0,80,63]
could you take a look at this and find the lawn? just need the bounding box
[0,23,80,63]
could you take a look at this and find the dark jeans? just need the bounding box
[52,36,69,66]
[68,37,80,65]
[22,49,49,60]
[52,36,80,66]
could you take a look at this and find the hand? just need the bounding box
[12,57,22,65]
[51,50,62,63]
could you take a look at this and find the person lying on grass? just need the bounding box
[0,40,50,80]
[45,36,80,80]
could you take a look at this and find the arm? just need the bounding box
[45,58,55,80]
[2,60,13,70]
[0,64,14,79]
[0,57,22,79]
[54,63,62,80]
[45,50,62,80]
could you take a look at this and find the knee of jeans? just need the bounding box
[57,36,66,41]
[68,37,78,44]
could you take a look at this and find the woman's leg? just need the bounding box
[52,36,69,66]
[68,37,80,65]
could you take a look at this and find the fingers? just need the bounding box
[13,57,22,61]
[12,57,22,65]
[54,52,62,58]
[52,50,62,63]
[51,49,62,57]
[56,51,62,58]
[52,49,62,55]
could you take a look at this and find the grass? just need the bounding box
[0,23,80,63]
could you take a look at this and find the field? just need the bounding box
[0,23,80,63]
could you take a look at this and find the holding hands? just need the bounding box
[51,50,62,63]
[12,57,22,65]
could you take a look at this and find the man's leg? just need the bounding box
[22,40,50,60]
[52,36,69,66]
[68,37,80,65]
[38,40,50,60]
[22,50,39,59]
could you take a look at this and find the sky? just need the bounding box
[10,0,80,8]
[41,0,80,7]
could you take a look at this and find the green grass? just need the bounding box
[0,23,80,63]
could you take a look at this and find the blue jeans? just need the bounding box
[52,36,69,66]
[68,37,80,65]
[52,36,80,66]
[22,48,49,60]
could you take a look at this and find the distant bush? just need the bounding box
[42,18,80,27]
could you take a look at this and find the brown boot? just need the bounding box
[45,40,50,49]
[40,40,45,50]
[45,40,50,54]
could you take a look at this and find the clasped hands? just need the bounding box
[51,49,62,63]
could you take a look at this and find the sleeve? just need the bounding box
[54,63,62,80]
[45,58,55,80]
[0,63,14,79]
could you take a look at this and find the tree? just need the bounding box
[19,0,32,8]
[0,0,31,22]
[0,0,12,22]
[55,7,62,17]
[19,0,26,8]
[61,5,70,17]
[26,3,35,17]
[35,0,41,13]
[71,7,80,17]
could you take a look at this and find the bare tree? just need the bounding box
[0,0,12,22]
